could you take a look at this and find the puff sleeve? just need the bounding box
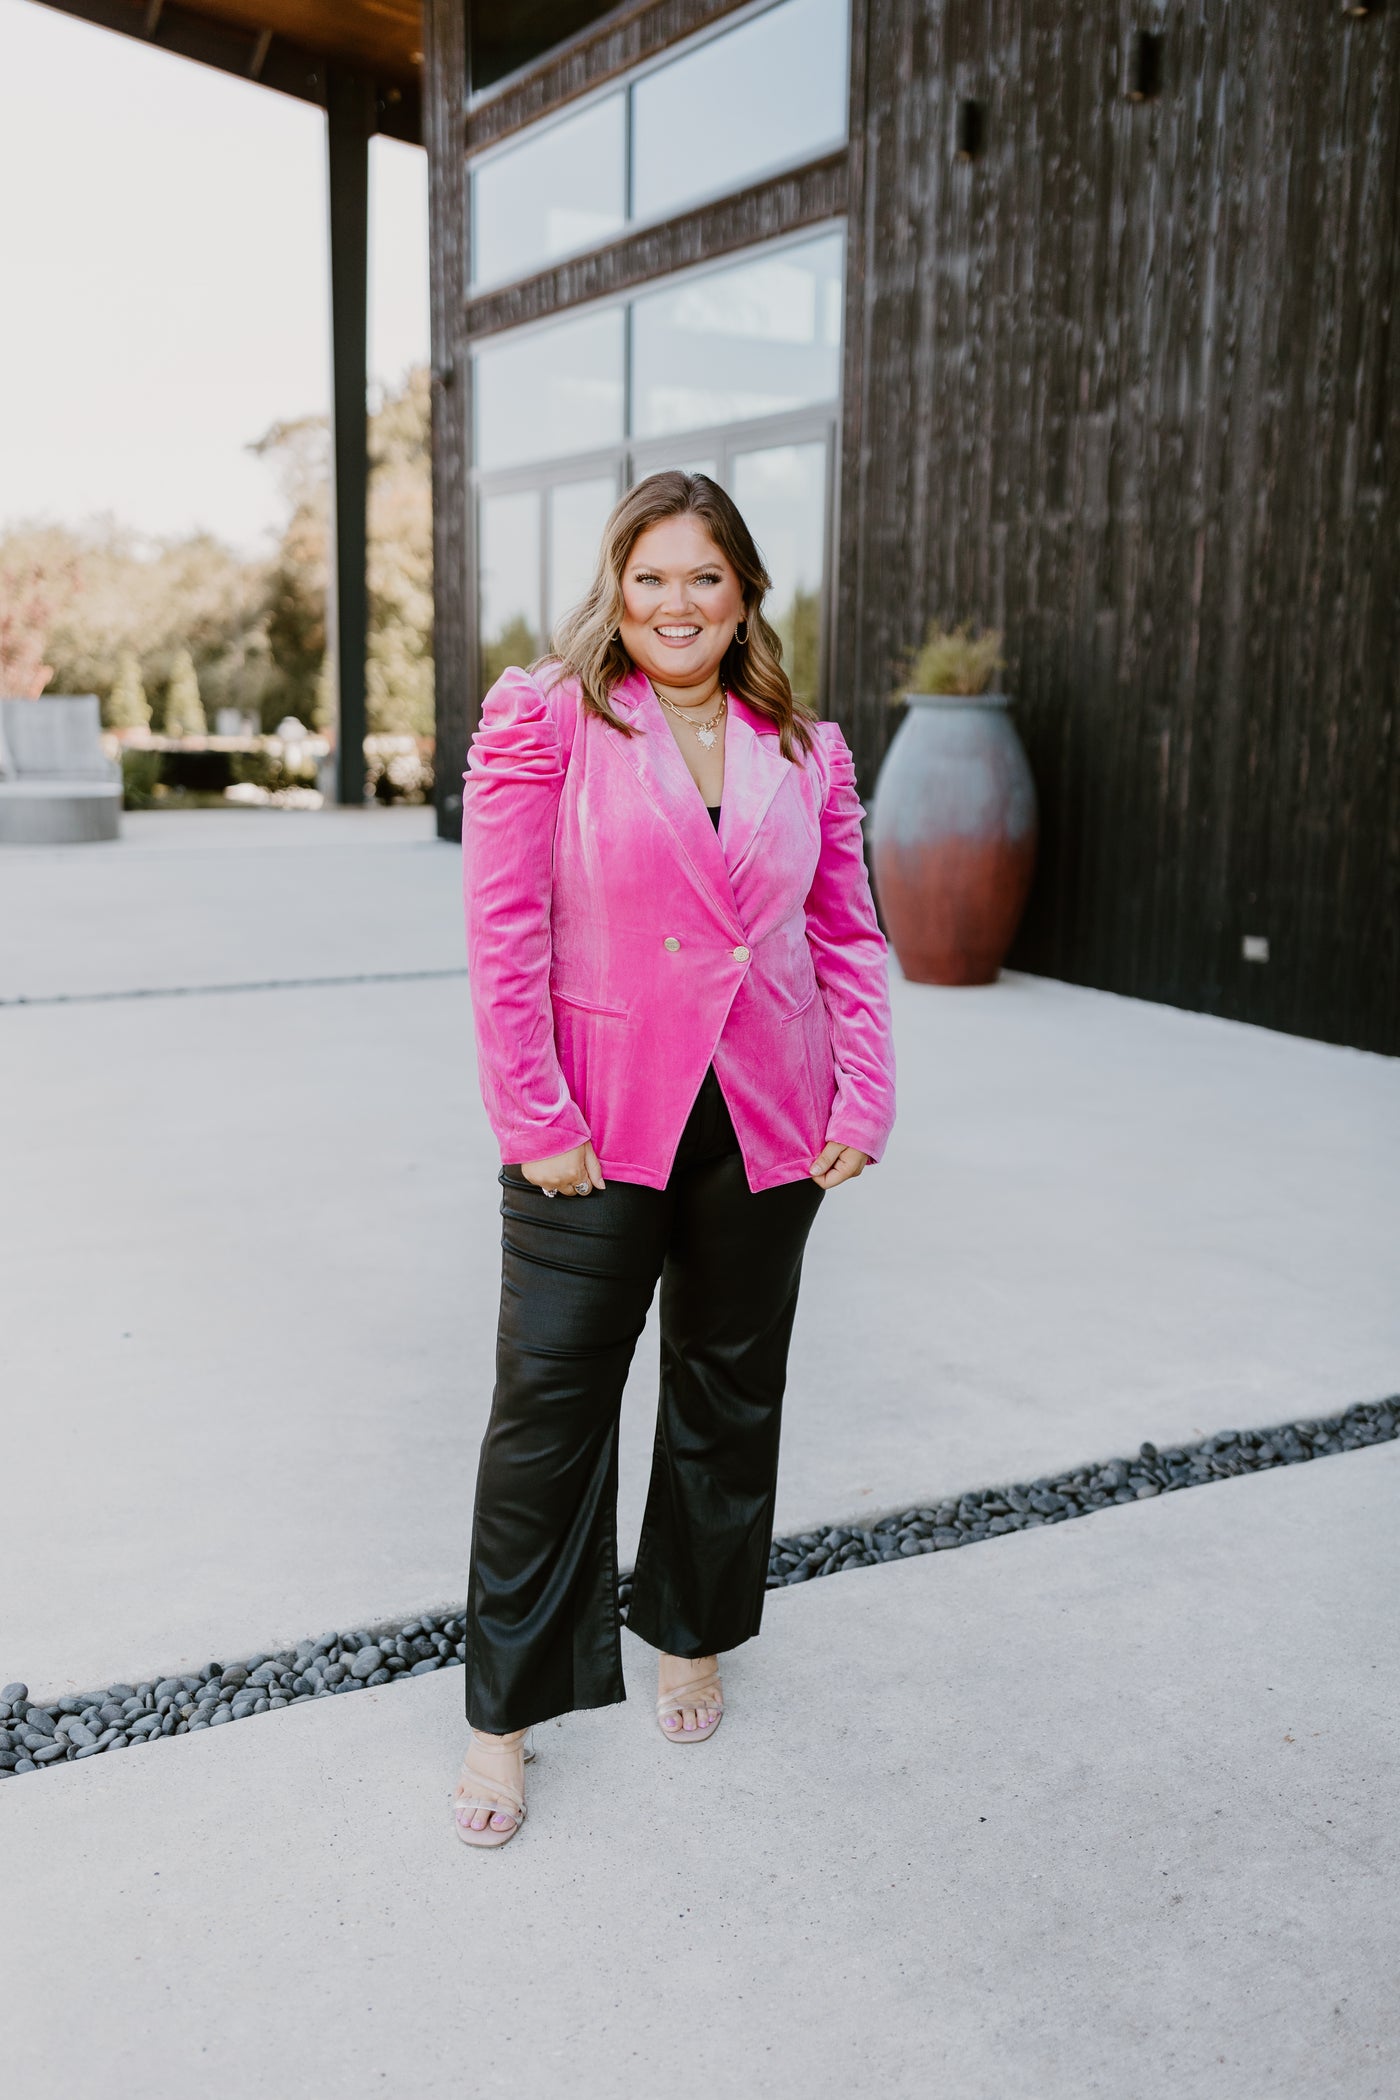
[461,666,592,1165]
[803,721,898,1164]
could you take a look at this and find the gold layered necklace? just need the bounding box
[650,677,728,750]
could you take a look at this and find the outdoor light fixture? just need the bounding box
[1126,31,1163,100]
[955,98,983,161]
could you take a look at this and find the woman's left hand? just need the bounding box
[808,1142,871,1189]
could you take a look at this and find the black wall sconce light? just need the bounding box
[955,98,983,160]
[1126,30,1163,100]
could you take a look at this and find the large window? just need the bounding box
[631,235,844,439]
[473,306,625,472]
[469,0,850,291]
[472,231,844,715]
[630,0,848,224]
[479,473,620,691]
[471,95,626,292]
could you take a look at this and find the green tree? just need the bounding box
[163,648,206,737]
[481,614,540,693]
[251,373,435,738]
[105,647,150,730]
[1,365,438,750]
[777,584,821,710]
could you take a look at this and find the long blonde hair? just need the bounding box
[544,471,818,761]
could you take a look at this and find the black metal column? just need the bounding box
[326,65,373,806]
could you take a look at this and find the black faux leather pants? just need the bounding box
[463,1063,826,1734]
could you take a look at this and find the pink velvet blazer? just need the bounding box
[461,662,897,1193]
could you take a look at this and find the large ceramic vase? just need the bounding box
[870,693,1038,986]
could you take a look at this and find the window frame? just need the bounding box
[466,0,851,294]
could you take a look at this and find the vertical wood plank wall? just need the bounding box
[424,0,471,837]
[838,0,1400,1052]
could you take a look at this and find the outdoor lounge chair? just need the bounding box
[0,696,122,844]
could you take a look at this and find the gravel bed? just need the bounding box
[4,1397,1394,1778]
[623,1398,1398,1608]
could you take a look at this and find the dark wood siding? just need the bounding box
[839,0,1400,1053]
[424,0,472,836]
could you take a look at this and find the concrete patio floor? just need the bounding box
[6,1437,1396,2100]
[2,808,1397,2097]
[3,811,1396,1692]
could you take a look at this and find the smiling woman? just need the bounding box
[451,467,896,1847]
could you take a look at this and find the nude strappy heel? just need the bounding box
[451,1726,535,1848]
[656,1665,724,1743]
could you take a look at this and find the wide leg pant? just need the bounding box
[463,1063,826,1734]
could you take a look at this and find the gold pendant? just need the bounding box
[697,725,717,748]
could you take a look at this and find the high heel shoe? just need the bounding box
[656,1665,723,1743]
[450,1726,535,1848]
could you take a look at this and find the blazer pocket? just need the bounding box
[777,977,818,1021]
[550,982,631,1018]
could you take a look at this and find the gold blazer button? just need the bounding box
[732,945,751,962]
[663,936,681,952]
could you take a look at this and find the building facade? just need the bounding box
[425,0,1400,1055]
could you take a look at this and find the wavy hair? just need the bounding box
[542,471,818,761]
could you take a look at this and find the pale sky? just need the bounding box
[0,0,430,553]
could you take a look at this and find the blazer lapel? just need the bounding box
[717,697,792,881]
[608,672,751,936]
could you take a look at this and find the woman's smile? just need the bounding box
[618,514,746,689]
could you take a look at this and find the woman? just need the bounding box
[453,471,896,1846]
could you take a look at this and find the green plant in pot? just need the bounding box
[903,620,1006,701]
[870,619,1038,986]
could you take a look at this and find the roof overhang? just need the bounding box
[30,0,423,142]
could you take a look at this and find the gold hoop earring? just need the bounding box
[734,619,749,646]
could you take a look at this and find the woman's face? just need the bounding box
[617,515,746,691]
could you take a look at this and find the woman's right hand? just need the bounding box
[520,1141,606,1196]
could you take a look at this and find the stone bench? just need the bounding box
[0,697,122,844]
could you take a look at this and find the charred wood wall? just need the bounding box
[424,0,472,840]
[839,0,1400,1052]
[427,0,1399,1050]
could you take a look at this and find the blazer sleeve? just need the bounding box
[803,720,898,1165]
[461,665,592,1165]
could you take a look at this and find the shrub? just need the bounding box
[228,747,318,794]
[900,620,1006,699]
[364,735,434,806]
[163,649,207,736]
[121,748,164,809]
[106,648,151,730]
